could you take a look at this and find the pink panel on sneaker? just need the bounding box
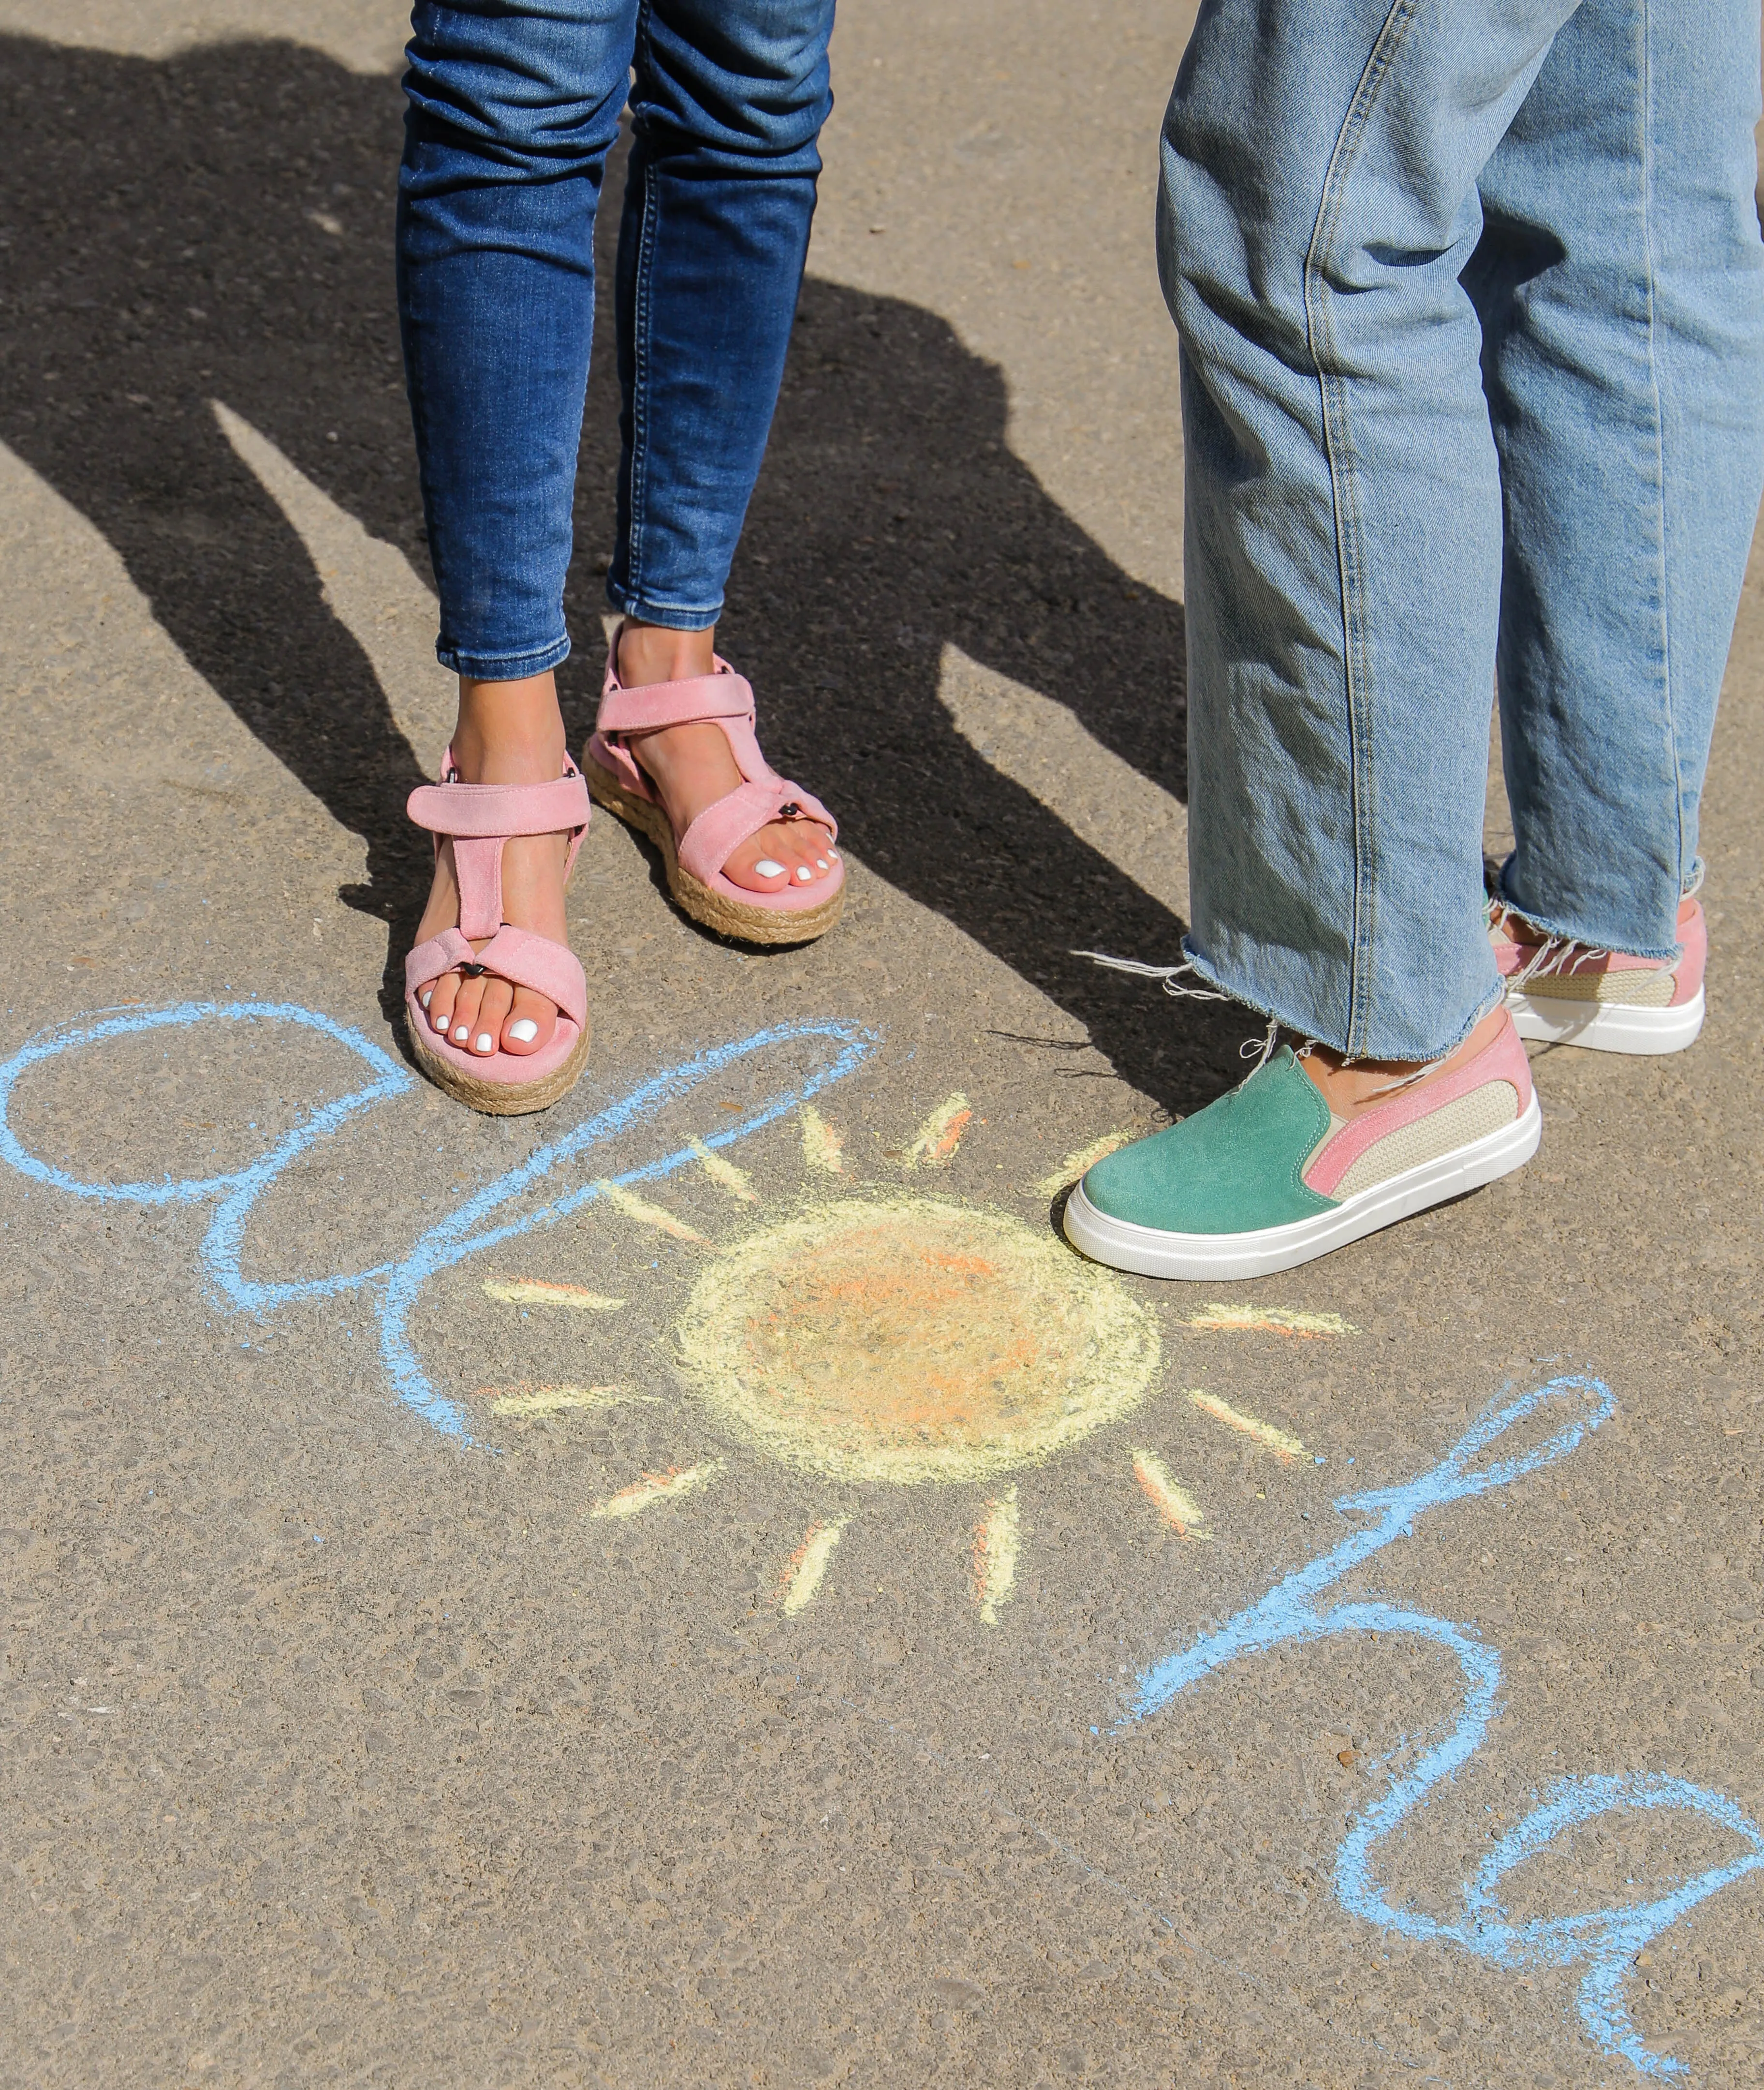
[1303,1014,1534,1200]
[1669,900,1706,1005]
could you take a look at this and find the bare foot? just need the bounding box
[413,671,574,1059]
[1297,1003,1512,1122]
[615,620,837,894]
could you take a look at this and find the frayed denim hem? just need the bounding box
[605,583,725,632]
[1491,861,1684,964]
[436,632,572,681]
[1176,938,1505,1068]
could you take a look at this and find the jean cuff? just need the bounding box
[1492,862,1682,962]
[605,581,724,632]
[1177,937,1505,1066]
[435,632,572,680]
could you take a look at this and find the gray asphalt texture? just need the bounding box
[0,5,1761,2086]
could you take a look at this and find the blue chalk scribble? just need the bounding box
[0,1000,877,1437]
[1126,1377,1764,2077]
[5,1009,1758,2076]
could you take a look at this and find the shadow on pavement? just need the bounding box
[0,32,1243,1110]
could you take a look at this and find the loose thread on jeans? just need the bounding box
[1071,950,1229,1003]
[1488,900,1684,993]
[1489,903,1628,993]
[1239,1014,1280,1073]
[1078,949,1447,1095]
[1076,949,1291,1076]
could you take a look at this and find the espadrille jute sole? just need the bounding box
[404,1005,592,1118]
[584,756,845,946]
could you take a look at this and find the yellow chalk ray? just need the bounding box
[1180,1303,1357,1339]
[1033,1131,1130,1199]
[480,1383,657,1419]
[904,1093,973,1168]
[1188,1389,1307,1463]
[973,1485,1020,1625]
[593,1178,712,1245]
[483,1278,626,1312]
[689,1136,759,1204]
[589,1460,726,1520]
[799,1104,844,1174]
[778,1517,849,1616]
[1132,1449,1210,1538]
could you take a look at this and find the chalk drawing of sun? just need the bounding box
[676,1195,1156,1486]
[481,1094,1347,1625]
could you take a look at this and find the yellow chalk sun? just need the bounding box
[474,1088,1345,1625]
[673,1195,1160,1485]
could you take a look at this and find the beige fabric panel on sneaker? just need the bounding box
[1522,967,1676,1006]
[1332,1081,1519,1200]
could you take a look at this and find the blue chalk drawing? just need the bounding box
[1125,1376,1764,2077]
[0,1000,877,1437]
[6,1010,1759,2075]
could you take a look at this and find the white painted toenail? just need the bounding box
[795,865,812,882]
[475,1034,493,1054]
[754,859,786,878]
[508,1019,539,1044]
[421,989,432,1009]
[816,859,828,869]
[453,1024,470,1041]
[827,846,840,858]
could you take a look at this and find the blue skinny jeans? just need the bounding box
[397,0,836,681]
[1161,0,1764,1061]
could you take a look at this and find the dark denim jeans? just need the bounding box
[397,0,836,680]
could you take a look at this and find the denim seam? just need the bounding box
[623,0,659,611]
[1300,0,1424,1062]
[1636,0,1684,899]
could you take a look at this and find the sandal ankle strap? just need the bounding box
[595,664,755,739]
[406,767,591,841]
[406,750,591,942]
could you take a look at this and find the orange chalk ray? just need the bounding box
[1132,1449,1210,1538]
[1188,1389,1308,1462]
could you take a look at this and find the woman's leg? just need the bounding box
[397,0,636,1056]
[1160,0,1577,1065]
[604,0,840,893]
[1470,0,1764,955]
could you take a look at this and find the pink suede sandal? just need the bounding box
[584,630,844,945]
[402,750,593,1116]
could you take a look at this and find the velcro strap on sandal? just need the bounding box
[677,777,836,886]
[596,668,755,739]
[405,926,475,997]
[469,924,588,1028]
[404,923,586,1030]
[406,770,590,840]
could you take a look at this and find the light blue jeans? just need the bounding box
[1161,0,1764,1060]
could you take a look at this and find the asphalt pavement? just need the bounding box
[0,5,1760,2085]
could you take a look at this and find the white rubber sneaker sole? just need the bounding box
[1506,983,1703,1055]
[1062,1093,1542,1281]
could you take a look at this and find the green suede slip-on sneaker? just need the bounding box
[1063,1012,1540,1280]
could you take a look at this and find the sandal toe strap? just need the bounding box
[469,926,588,1029]
[405,927,474,996]
[677,778,837,887]
[405,925,586,1030]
